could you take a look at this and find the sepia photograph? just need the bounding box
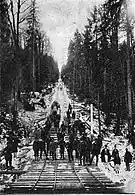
[0,0,135,194]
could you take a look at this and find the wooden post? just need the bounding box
[91,104,93,134]
[98,92,101,135]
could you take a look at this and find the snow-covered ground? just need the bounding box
[0,89,55,192]
[71,94,135,194]
[0,83,135,193]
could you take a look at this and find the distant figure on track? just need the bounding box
[72,111,76,120]
[33,138,39,161]
[61,121,66,133]
[59,139,65,159]
[54,113,61,130]
[67,110,71,126]
[49,138,57,160]
[68,103,72,114]
[33,125,41,140]
[78,139,87,166]
[66,141,73,162]
[39,128,48,160]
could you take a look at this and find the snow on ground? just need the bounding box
[69,91,135,194]
[1,84,135,193]
[0,88,56,192]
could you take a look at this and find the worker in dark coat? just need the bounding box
[113,153,121,174]
[33,138,39,161]
[78,122,85,136]
[54,114,61,129]
[112,144,119,165]
[72,137,79,159]
[68,103,72,114]
[66,141,73,162]
[61,121,66,133]
[69,131,75,143]
[39,128,48,160]
[67,110,71,126]
[101,145,111,163]
[72,111,76,119]
[85,137,92,164]
[78,139,87,166]
[49,138,57,160]
[112,145,119,159]
[59,140,65,159]
[90,137,102,166]
[124,148,132,171]
[3,141,13,169]
[12,135,20,158]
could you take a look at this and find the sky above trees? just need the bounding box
[37,0,135,70]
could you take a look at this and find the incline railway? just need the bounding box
[4,83,123,194]
[6,160,122,193]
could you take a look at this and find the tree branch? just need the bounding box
[10,0,17,44]
[20,5,32,14]
[17,0,21,46]
[20,0,27,7]
[6,6,16,47]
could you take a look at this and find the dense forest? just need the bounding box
[61,0,135,136]
[0,0,59,112]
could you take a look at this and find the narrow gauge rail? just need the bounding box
[30,159,46,191]
[73,165,122,194]
[53,161,87,193]
[6,159,123,194]
[4,98,123,194]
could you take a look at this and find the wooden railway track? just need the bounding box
[5,130,123,194]
[4,127,123,194]
[5,157,123,194]
[4,92,123,194]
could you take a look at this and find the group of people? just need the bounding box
[101,144,132,173]
[3,99,133,173]
[33,101,133,174]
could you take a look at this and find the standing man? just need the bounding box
[3,139,13,169]
[124,148,132,171]
[90,136,102,166]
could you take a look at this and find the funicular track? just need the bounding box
[6,157,123,194]
[4,88,123,194]
[5,126,123,194]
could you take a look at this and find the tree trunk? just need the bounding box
[126,3,133,133]
[32,0,36,91]
[103,67,107,96]
[0,4,2,111]
[116,112,121,136]
[38,35,41,90]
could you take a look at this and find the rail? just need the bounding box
[53,160,58,191]
[71,162,86,191]
[30,160,46,191]
[85,166,106,190]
